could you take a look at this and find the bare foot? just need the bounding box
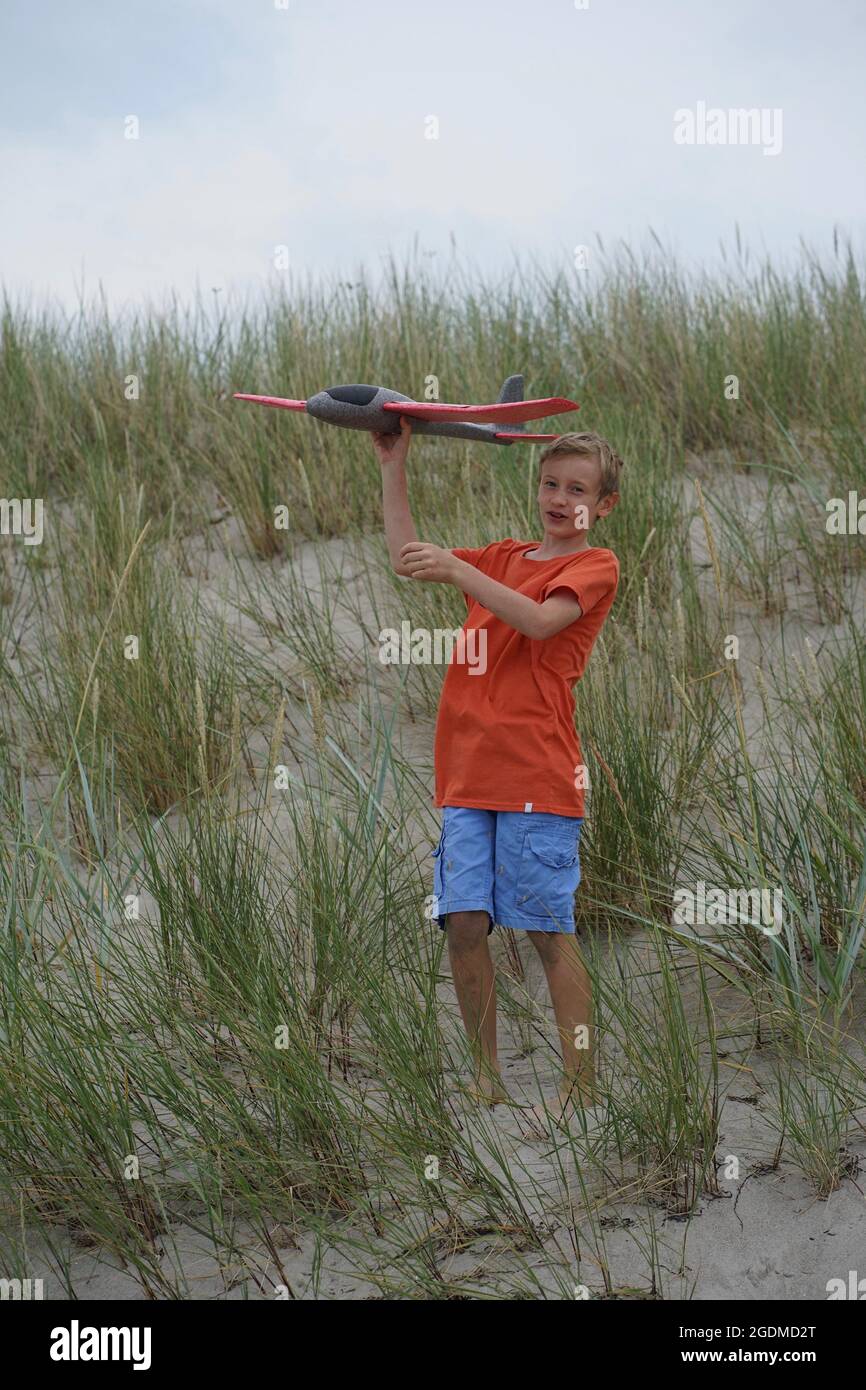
[518,1085,603,1139]
[518,1102,555,1139]
[558,1075,599,1112]
[462,1074,513,1108]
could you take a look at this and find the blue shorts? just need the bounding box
[430,806,584,935]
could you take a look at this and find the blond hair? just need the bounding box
[538,431,623,502]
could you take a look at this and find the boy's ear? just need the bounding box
[597,491,619,519]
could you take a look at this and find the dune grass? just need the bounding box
[1,240,865,1298]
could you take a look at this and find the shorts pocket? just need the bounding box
[514,828,581,920]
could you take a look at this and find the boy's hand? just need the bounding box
[371,416,412,467]
[400,541,460,584]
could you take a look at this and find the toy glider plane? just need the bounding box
[233,374,578,446]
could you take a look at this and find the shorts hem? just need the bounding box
[494,914,576,934]
[434,898,494,923]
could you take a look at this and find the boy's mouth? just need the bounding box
[546,509,569,523]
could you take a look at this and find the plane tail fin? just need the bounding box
[497,374,524,405]
[496,375,526,433]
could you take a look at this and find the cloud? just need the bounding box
[0,0,863,307]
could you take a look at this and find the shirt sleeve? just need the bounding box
[541,550,619,616]
[450,541,499,571]
[450,540,507,610]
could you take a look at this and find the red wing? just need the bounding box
[382,396,578,424]
[494,431,562,441]
[233,393,307,411]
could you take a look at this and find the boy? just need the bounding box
[373,418,621,1132]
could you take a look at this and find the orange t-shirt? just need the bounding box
[433,539,619,817]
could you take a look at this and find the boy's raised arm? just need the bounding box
[372,416,417,576]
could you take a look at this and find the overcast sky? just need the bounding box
[1,0,864,310]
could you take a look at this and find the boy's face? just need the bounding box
[537,453,618,539]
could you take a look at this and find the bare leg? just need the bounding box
[525,930,596,1130]
[445,911,510,1104]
